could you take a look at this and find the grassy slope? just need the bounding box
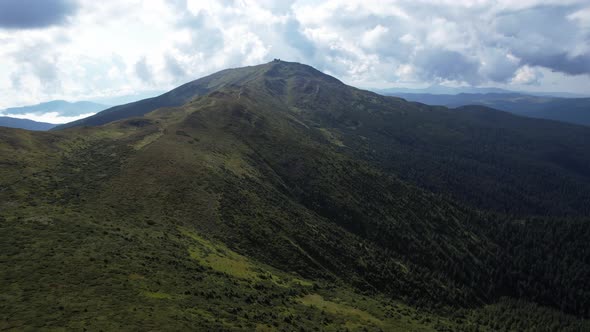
[52,64,271,130]
[0,117,456,331]
[2,61,590,330]
[268,70,590,217]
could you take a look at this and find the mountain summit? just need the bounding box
[54,60,341,129]
[2,61,590,330]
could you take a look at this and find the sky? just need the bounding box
[1,0,590,123]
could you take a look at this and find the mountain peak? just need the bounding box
[53,61,346,129]
[262,59,342,84]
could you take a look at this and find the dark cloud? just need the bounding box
[519,53,590,76]
[478,51,520,83]
[492,5,590,76]
[0,0,78,29]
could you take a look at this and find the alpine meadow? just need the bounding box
[1,1,590,331]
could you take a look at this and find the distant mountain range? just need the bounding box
[382,92,590,127]
[2,100,108,117]
[0,100,108,130]
[0,116,56,131]
[374,85,590,98]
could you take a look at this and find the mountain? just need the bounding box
[2,60,590,330]
[374,85,589,98]
[0,116,56,130]
[386,92,590,127]
[52,65,273,130]
[2,100,108,118]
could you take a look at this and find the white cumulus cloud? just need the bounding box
[0,0,589,111]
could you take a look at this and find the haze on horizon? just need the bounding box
[1,0,589,116]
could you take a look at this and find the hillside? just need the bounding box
[387,92,590,127]
[2,60,590,330]
[52,65,273,130]
[0,116,55,130]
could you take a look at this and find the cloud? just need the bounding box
[165,54,187,81]
[569,6,590,28]
[282,18,316,58]
[521,53,590,76]
[0,0,78,29]
[490,5,590,77]
[1,0,590,110]
[361,25,389,51]
[9,40,62,93]
[135,56,153,83]
[0,111,96,124]
[512,66,544,85]
[415,49,481,84]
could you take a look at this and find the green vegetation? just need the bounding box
[1,60,590,330]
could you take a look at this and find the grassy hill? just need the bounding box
[2,60,589,330]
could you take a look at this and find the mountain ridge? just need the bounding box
[2,60,590,330]
[0,116,56,130]
[52,60,335,130]
[374,85,590,98]
[2,100,108,117]
[386,92,590,127]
